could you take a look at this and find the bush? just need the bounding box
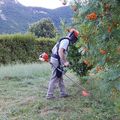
[0,34,55,64]
[28,18,57,38]
[66,0,120,113]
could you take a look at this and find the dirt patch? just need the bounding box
[19,96,36,106]
[39,106,72,116]
[2,76,21,81]
[0,99,14,112]
[82,107,92,113]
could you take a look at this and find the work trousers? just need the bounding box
[46,57,67,97]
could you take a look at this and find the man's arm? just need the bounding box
[58,48,69,66]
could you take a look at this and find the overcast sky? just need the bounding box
[17,0,69,9]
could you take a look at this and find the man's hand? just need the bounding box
[64,61,69,67]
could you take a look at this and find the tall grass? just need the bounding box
[0,62,51,80]
[0,63,119,120]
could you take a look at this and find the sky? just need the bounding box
[17,0,68,9]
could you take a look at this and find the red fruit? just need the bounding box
[99,49,107,55]
[83,60,89,65]
[96,66,103,72]
[82,90,89,96]
[117,47,120,54]
[86,12,97,20]
[108,26,112,33]
[104,3,110,11]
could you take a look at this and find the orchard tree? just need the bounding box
[28,18,57,38]
[60,0,120,113]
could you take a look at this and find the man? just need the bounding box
[46,28,79,99]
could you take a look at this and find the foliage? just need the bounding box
[61,0,120,113]
[0,34,55,64]
[28,18,57,38]
[0,63,119,120]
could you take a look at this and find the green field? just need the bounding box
[0,63,119,120]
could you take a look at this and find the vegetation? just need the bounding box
[0,0,120,119]
[0,63,119,120]
[28,18,57,38]
[64,0,120,115]
[0,34,55,64]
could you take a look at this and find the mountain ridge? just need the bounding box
[0,0,73,34]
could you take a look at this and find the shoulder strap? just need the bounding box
[56,37,70,56]
[56,37,70,66]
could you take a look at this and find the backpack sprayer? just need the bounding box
[39,52,90,97]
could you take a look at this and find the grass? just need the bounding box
[0,63,119,120]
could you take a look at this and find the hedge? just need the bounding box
[0,34,56,64]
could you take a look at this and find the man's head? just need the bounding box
[67,28,79,44]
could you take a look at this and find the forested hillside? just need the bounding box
[0,0,73,33]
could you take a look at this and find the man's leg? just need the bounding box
[59,77,69,97]
[46,64,58,98]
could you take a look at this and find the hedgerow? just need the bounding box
[0,34,55,64]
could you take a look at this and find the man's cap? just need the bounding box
[69,28,79,38]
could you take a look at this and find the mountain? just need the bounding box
[0,0,73,34]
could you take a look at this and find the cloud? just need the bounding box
[17,0,65,9]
